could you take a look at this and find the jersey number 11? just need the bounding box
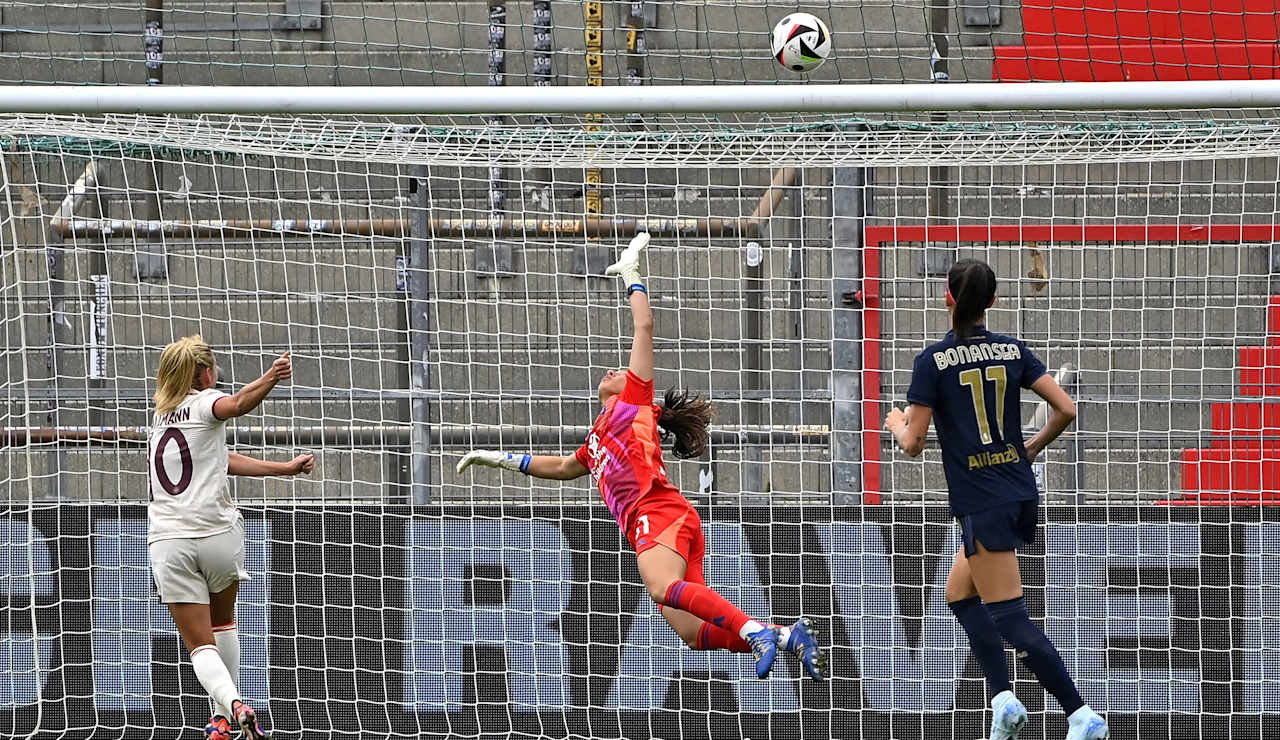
[959,366,1007,445]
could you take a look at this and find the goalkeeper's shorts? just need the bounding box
[626,490,706,586]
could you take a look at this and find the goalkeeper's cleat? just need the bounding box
[1064,706,1108,740]
[989,690,1027,740]
[204,715,233,740]
[785,618,828,681]
[232,700,270,740]
[746,626,780,679]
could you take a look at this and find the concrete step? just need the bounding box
[20,162,1279,222]
[0,47,995,86]
[6,390,1230,442]
[4,346,404,391]
[16,239,1269,306]
[2,448,395,501]
[4,445,826,502]
[881,345,1245,392]
[0,0,1018,58]
[879,300,1269,345]
[877,239,1274,289]
[880,446,1186,499]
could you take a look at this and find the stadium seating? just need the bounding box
[1178,295,1280,503]
[994,0,1280,81]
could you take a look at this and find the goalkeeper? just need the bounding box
[458,234,826,681]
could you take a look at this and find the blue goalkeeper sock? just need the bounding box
[948,596,1011,698]
[987,596,1084,715]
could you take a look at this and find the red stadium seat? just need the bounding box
[1175,294,1280,504]
[993,0,1280,81]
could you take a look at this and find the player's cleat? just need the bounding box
[746,626,780,679]
[232,699,270,740]
[989,690,1027,740]
[1064,705,1109,740]
[785,618,828,681]
[204,715,233,740]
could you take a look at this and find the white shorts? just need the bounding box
[149,519,250,604]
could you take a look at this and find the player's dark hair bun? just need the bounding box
[948,259,997,340]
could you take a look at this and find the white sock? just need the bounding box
[738,619,768,640]
[774,624,793,646]
[191,645,239,718]
[212,623,240,717]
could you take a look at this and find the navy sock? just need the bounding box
[948,596,1011,699]
[987,596,1084,715]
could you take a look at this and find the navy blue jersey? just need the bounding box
[906,326,1048,516]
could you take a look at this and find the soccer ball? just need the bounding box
[770,13,832,73]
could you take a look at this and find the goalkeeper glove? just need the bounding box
[605,232,650,294]
[456,450,531,474]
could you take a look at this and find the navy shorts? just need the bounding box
[958,499,1038,558]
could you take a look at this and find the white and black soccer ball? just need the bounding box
[770,13,832,73]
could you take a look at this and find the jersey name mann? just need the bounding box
[147,388,239,543]
[907,327,1047,516]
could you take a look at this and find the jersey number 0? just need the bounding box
[959,365,1007,445]
[151,428,194,497]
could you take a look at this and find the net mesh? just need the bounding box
[1,106,1279,737]
[6,108,1280,169]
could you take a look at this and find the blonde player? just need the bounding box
[147,336,314,740]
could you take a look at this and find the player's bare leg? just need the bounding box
[964,544,1023,603]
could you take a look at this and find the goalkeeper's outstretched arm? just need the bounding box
[456,450,587,480]
[606,233,653,382]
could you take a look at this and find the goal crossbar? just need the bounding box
[4,81,1280,114]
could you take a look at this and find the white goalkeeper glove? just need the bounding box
[456,449,531,474]
[605,232,651,294]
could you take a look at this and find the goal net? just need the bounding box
[3,97,1280,740]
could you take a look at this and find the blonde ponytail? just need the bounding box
[154,335,214,415]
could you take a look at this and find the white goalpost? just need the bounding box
[2,80,1280,112]
[3,83,1280,740]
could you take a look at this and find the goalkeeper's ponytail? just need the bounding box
[657,388,713,459]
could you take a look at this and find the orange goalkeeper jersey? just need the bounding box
[575,371,681,529]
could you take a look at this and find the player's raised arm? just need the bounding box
[456,451,587,480]
[212,352,293,420]
[1023,373,1078,461]
[605,233,653,381]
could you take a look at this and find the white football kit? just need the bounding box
[147,388,248,603]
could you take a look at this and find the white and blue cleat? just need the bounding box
[746,626,780,679]
[785,618,829,681]
[1065,705,1109,740]
[989,690,1027,740]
